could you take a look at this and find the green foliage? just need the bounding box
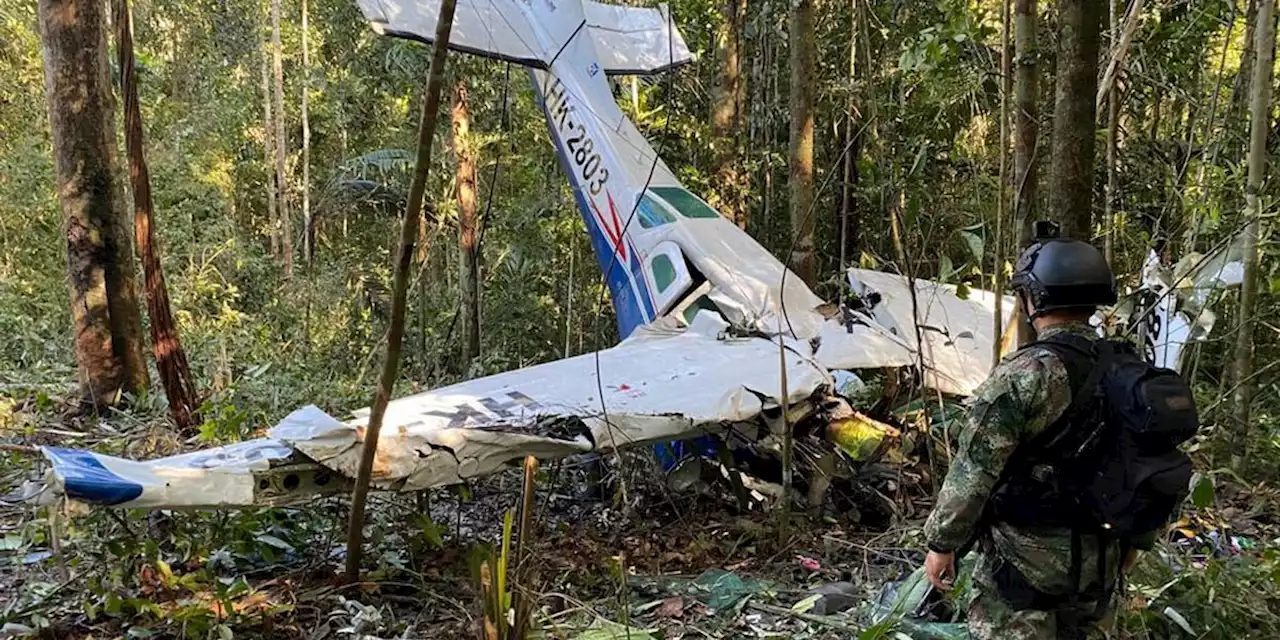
[1,0,1279,637]
[1115,540,1280,639]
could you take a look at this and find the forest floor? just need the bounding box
[0,395,929,640]
[3,396,1280,639]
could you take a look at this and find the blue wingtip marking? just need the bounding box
[43,447,144,506]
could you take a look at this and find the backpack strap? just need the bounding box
[1025,335,1113,452]
[1018,334,1117,607]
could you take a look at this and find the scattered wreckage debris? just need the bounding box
[23,0,1243,520]
[29,266,1009,512]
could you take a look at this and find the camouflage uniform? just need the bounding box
[923,322,1120,640]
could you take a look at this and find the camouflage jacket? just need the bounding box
[923,322,1124,594]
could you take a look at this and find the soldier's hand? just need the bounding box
[924,550,955,591]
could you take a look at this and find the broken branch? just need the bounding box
[343,0,459,584]
[1096,0,1145,111]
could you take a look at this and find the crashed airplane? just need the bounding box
[34,0,1239,511]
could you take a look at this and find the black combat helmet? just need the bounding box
[1010,222,1117,318]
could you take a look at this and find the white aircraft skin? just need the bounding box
[30,0,1226,511]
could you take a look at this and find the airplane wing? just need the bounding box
[39,314,832,509]
[357,0,693,73]
[847,269,1017,396]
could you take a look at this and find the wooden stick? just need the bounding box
[747,602,863,632]
[343,0,459,584]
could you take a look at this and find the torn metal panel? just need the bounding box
[1104,244,1245,373]
[301,325,832,490]
[847,269,1017,396]
[41,438,306,509]
[812,315,916,372]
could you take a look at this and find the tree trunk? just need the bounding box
[1230,0,1275,470]
[839,0,862,271]
[1096,0,1144,112]
[302,0,312,263]
[271,0,293,278]
[453,79,481,365]
[712,0,746,227]
[995,0,1012,365]
[38,0,149,408]
[1230,0,1260,127]
[1104,0,1123,264]
[113,0,200,429]
[1049,0,1104,240]
[1014,0,1039,345]
[261,44,278,256]
[788,0,817,286]
[345,0,459,584]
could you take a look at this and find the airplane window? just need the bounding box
[652,254,676,292]
[651,187,721,219]
[636,193,676,228]
[681,295,720,324]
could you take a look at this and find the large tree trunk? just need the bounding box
[302,0,312,263]
[453,79,481,365]
[788,0,817,286]
[1049,0,1104,240]
[712,0,747,228]
[271,0,293,278]
[38,0,149,408]
[113,0,200,429]
[1013,0,1039,345]
[1230,0,1275,470]
[345,0,459,583]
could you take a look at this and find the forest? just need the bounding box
[1,0,1278,636]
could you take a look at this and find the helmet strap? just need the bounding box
[1017,291,1041,321]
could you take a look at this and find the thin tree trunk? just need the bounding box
[1014,0,1039,345]
[1231,0,1260,127]
[995,0,1012,365]
[261,44,278,256]
[1230,0,1275,470]
[1184,7,1239,256]
[839,0,861,271]
[712,0,746,227]
[38,0,149,408]
[271,0,292,278]
[757,2,774,239]
[1096,0,1144,112]
[788,0,817,286]
[1104,0,1123,264]
[344,0,458,584]
[1050,0,1105,240]
[302,0,312,263]
[113,0,200,429]
[453,79,481,365]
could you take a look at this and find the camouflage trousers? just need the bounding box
[965,554,1111,640]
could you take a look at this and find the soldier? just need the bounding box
[920,230,1155,640]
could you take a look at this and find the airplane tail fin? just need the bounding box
[584,2,691,74]
[357,0,693,74]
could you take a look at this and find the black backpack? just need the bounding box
[989,332,1199,599]
[992,332,1199,535]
